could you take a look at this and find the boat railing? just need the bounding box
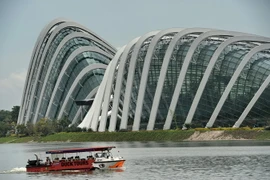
[53,155,93,163]
[87,155,94,159]
[75,156,80,160]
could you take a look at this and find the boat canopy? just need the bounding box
[46,146,116,154]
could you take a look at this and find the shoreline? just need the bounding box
[0,129,270,143]
[186,130,248,141]
[0,129,269,144]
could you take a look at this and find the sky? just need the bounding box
[0,0,270,110]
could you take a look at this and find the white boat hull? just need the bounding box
[93,157,125,169]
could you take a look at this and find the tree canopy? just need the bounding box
[0,106,88,137]
[0,106,20,137]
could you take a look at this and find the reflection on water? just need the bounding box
[0,141,270,180]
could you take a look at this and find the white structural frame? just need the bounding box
[133,28,184,131]
[25,22,96,123]
[108,37,140,131]
[57,64,107,120]
[87,47,126,131]
[98,44,134,132]
[203,43,270,127]
[205,37,270,128]
[184,35,263,126]
[33,32,114,123]
[20,19,115,125]
[233,46,270,127]
[72,86,99,124]
[20,19,270,131]
[145,28,211,130]
[18,19,67,124]
[164,30,249,129]
[45,46,112,119]
[78,62,113,130]
[187,36,270,127]
[120,31,160,130]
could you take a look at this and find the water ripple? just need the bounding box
[1,142,270,179]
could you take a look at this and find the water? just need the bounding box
[0,141,270,180]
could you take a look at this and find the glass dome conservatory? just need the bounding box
[18,19,270,132]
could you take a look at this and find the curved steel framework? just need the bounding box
[79,28,270,131]
[19,19,270,131]
[18,19,116,125]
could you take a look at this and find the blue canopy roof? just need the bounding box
[46,146,116,154]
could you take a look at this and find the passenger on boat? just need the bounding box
[87,155,94,159]
[67,156,74,161]
[75,156,80,160]
[54,157,59,162]
[46,157,51,165]
[60,157,66,162]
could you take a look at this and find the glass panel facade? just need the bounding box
[47,52,110,121]
[62,69,105,121]
[20,21,115,125]
[20,20,270,130]
[129,36,154,127]
[157,35,197,128]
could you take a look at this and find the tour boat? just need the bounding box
[26,146,125,172]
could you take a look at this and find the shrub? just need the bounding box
[87,128,94,132]
[194,128,210,131]
[118,129,129,132]
[66,125,82,132]
[183,123,192,130]
[239,126,252,130]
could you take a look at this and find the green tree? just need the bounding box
[0,110,11,122]
[55,117,70,132]
[16,124,28,136]
[26,122,35,136]
[35,118,54,136]
[11,106,20,122]
[0,121,11,137]
[0,109,16,136]
[66,125,82,132]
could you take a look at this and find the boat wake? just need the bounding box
[0,167,26,174]
[95,167,126,172]
[0,167,125,174]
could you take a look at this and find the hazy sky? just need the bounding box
[0,0,270,110]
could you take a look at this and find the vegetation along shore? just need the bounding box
[1,107,270,144]
[0,127,270,144]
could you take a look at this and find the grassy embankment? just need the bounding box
[0,130,194,143]
[0,127,270,143]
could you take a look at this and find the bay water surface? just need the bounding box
[0,141,270,180]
